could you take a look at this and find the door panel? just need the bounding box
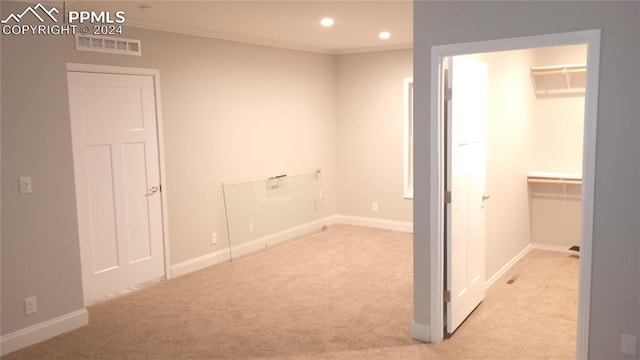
[85,145,119,273]
[83,86,145,133]
[122,142,154,263]
[446,56,489,334]
[68,72,165,304]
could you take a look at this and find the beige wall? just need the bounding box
[414,2,640,358]
[1,7,85,334]
[530,184,582,248]
[469,45,587,278]
[529,44,586,248]
[335,50,413,222]
[530,44,586,174]
[1,0,412,338]
[146,30,339,263]
[1,6,339,335]
[462,49,536,281]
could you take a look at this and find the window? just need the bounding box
[403,78,414,199]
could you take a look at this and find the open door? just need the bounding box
[445,56,489,334]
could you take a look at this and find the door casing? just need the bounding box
[66,63,173,302]
[426,29,601,359]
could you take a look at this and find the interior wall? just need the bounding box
[146,29,339,264]
[335,50,413,223]
[529,44,586,248]
[1,0,414,338]
[1,6,85,335]
[530,45,586,174]
[460,49,536,281]
[465,44,587,279]
[413,2,640,358]
[1,5,338,335]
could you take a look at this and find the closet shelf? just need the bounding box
[527,172,582,185]
[530,63,586,97]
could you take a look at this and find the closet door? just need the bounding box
[446,56,489,334]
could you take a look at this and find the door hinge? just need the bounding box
[445,87,452,101]
[445,191,452,204]
[159,184,162,193]
[444,289,451,303]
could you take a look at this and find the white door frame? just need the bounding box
[428,30,601,359]
[66,63,172,283]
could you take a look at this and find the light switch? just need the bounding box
[19,176,32,194]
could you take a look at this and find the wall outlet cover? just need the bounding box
[24,296,37,315]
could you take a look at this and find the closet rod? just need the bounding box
[530,68,585,76]
[530,63,586,76]
[527,172,582,185]
[527,177,582,185]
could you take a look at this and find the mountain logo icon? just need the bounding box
[1,3,59,24]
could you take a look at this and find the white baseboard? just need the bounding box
[484,244,532,290]
[170,215,413,278]
[0,309,88,356]
[411,321,431,343]
[531,243,579,254]
[171,217,332,277]
[484,243,578,290]
[230,217,330,259]
[331,214,413,233]
[170,248,231,278]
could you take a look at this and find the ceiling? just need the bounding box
[65,1,413,54]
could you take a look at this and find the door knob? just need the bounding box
[148,186,159,194]
[482,194,490,201]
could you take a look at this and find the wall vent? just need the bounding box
[75,35,142,56]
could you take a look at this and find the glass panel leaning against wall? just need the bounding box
[222,169,327,260]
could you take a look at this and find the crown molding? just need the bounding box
[124,22,335,55]
[125,22,412,56]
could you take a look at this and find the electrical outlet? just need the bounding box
[24,296,37,315]
[19,176,32,194]
[248,222,254,233]
[621,334,637,356]
[210,232,217,245]
[372,202,379,213]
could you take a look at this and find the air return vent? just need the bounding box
[75,35,142,56]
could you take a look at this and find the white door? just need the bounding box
[68,72,165,304]
[446,56,489,334]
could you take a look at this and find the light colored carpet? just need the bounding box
[432,249,579,359]
[2,225,578,359]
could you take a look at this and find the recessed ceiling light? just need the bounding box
[379,31,391,40]
[320,17,334,27]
